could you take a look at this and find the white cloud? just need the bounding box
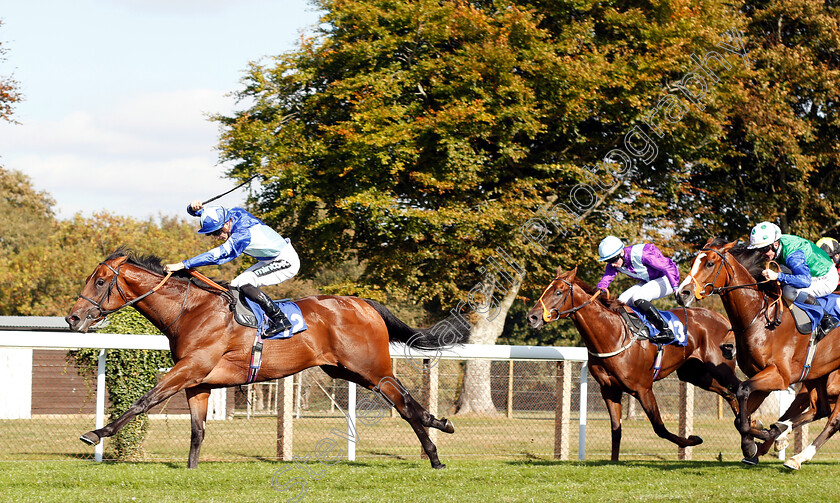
[0,88,246,220]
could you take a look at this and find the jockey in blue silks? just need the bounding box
[750,221,839,337]
[165,201,300,336]
[596,236,681,345]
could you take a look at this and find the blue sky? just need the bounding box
[0,0,322,219]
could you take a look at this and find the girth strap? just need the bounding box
[246,335,264,384]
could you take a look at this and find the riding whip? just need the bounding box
[202,174,259,205]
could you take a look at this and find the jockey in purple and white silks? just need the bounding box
[596,236,681,345]
[165,201,300,336]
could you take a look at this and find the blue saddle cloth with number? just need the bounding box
[240,296,308,340]
[792,293,840,333]
[629,307,688,346]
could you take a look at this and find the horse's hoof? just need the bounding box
[775,436,790,453]
[688,435,703,446]
[80,432,100,446]
[433,463,447,470]
[741,456,759,466]
[783,458,801,471]
[441,418,455,434]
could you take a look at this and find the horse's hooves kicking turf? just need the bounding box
[433,464,447,470]
[741,456,758,466]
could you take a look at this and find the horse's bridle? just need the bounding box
[77,261,172,324]
[692,247,781,332]
[538,277,602,322]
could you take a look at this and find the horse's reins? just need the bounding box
[539,277,603,323]
[694,248,818,381]
[693,248,780,333]
[78,261,172,322]
[538,278,638,358]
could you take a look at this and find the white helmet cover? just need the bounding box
[747,221,782,249]
[598,235,625,262]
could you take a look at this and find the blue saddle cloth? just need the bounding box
[242,298,308,340]
[629,307,688,346]
[792,293,840,333]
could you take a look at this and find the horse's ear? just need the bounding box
[555,265,564,277]
[569,266,578,279]
[704,237,715,246]
[722,241,736,252]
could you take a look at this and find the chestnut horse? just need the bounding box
[675,238,840,469]
[527,266,740,460]
[65,249,465,468]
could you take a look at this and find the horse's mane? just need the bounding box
[568,275,626,312]
[106,246,231,289]
[706,237,766,281]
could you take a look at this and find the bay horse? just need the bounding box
[527,266,741,460]
[65,248,465,468]
[675,238,840,469]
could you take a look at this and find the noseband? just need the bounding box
[77,261,172,323]
[539,277,602,322]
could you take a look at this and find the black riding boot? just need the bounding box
[634,299,675,345]
[240,285,292,337]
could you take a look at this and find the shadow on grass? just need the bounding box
[502,458,797,472]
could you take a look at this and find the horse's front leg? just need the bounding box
[599,384,624,461]
[736,366,784,463]
[80,359,210,446]
[185,386,211,469]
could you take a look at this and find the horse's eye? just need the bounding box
[95,278,106,287]
[555,289,562,296]
[706,261,715,268]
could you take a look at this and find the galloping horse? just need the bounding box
[675,238,840,469]
[65,248,464,468]
[527,266,740,460]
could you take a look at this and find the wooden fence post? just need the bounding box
[555,360,571,460]
[678,380,694,460]
[277,376,294,461]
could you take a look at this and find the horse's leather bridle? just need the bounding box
[538,277,602,323]
[692,247,781,333]
[77,261,172,324]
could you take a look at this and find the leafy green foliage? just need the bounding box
[68,309,173,461]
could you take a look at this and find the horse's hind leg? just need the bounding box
[784,398,840,470]
[375,375,448,468]
[185,386,210,469]
[633,387,703,448]
[320,365,449,469]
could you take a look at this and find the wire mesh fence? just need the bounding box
[2,348,838,464]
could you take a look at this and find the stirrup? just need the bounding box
[264,314,292,337]
[649,330,675,345]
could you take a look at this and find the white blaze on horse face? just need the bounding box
[678,252,708,292]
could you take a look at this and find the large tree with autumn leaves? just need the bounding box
[216,0,754,413]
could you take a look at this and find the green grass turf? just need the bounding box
[0,458,836,503]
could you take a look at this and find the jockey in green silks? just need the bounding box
[750,221,839,337]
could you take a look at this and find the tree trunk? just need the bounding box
[455,274,522,416]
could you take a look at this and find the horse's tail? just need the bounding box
[363,299,470,350]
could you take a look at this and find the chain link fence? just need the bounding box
[2,347,837,463]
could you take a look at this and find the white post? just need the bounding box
[95,349,106,463]
[347,381,356,461]
[578,363,588,461]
